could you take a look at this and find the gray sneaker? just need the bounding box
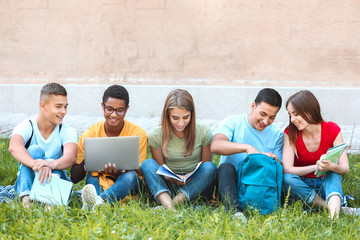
[233,211,247,223]
[81,184,104,210]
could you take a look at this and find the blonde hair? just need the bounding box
[161,89,196,157]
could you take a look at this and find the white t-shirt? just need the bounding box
[12,118,77,160]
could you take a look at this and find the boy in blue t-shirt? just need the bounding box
[210,88,283,220]
[9,83,78,208]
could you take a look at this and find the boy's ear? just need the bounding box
[251,101,256,111]
[39,101,46,110]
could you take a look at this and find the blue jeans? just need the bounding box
[86,170,142,205]
[283,172,344,205]
[14,145,70,198]
[217,163,242,212]
[140,159,217,201]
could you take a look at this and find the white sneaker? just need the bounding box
[342,207,360,216]
[233,211,247,223]
[81,184,104,210]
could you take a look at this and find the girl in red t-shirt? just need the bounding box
[282,90,349,219]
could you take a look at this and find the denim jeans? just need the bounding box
[86,170,142,205]
[140,159,217,201]
[283,172,344,205]
[14,145,70,198]
[217,163,242,212]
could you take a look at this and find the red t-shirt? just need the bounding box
[284,121,340,178]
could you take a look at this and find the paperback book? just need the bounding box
[156,162,202,183]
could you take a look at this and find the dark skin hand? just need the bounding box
[103,163,125,176]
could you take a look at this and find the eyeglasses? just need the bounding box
[103,106,127,116]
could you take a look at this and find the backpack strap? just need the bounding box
[59,124,63,153]
[24,120,34,149]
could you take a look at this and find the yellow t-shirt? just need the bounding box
[77,120,147,176]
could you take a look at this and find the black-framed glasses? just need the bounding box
[103,106,127,116]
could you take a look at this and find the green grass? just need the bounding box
[1,138,360,239]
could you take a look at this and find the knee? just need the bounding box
[201,162,217,178]
[122,170,139,184]
[27,145,45,159]
[217,163,236,176]
[324,171,342,182]
[140,159,157,174]
[202,161,217,172]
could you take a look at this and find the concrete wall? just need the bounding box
[1,1,360,124]
[1,0,360,87]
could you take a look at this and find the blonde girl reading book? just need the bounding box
[282,90,349,219]
[140,89,217,210]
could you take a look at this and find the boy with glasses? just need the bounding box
[9,83,78,208]
[210,88,283,221]
[71,85,147,210]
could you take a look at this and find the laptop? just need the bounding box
[84,136,140,172]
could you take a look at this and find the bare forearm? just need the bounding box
[50,143,77,170]
[210,140,257,155]
[283,165,317,176]
[9,148,34,167]
[330,164,349,175]
[49,156,76,170]
[8,140,35,167]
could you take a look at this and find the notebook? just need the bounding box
[315,143,347,177]
[84,136,140,172]
[29,172,73,206]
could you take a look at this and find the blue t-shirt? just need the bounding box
[214,114,284,168]
[12,118,78,160]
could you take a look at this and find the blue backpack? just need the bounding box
[237,153,283,215]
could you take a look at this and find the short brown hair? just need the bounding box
[40,82,67,102]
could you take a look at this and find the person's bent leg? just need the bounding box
[180,162,217,203]
[85,174,102,195]
[283,173,322,206]
[321,171,344,219]
[140,159,172,208]
[27,145,45,160]
[157,192,175,210]
[81,174,105,210]
[100,170,141,204]
[14,145,45,207]
[217,163,241,212]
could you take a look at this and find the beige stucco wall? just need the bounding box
[1,0,360,87]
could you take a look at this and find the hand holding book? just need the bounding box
[315,143,347,177]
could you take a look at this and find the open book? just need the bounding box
[156,162,202,183]
[29,172,73,206]
[315,143,347,177]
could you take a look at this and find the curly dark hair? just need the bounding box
[102,85,129,106]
